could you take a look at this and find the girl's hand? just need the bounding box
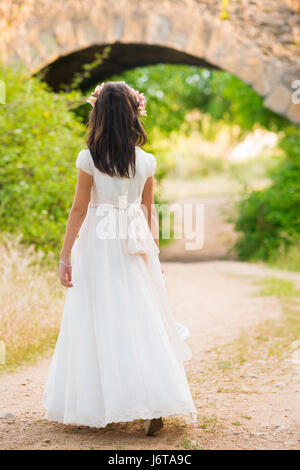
[59,259,73,287]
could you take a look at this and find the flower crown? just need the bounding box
[87,81,147,116]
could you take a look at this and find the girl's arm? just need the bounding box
[141,176,159,249]
[59,169,93,287]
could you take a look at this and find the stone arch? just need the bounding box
[41,43,219,92]
[1,0,300,123]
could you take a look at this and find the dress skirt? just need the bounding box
[43,206,197,427]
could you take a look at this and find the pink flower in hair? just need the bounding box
[87,81,147,116]
[135,91,147,116]
[86,82,104,106]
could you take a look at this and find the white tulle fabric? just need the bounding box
[43,147,197,428]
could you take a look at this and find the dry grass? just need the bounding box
[205,276,300,382]
[0,237,65,372]
[270,243,300,273]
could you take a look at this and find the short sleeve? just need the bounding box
[76,150,93,175]
[148,154,156,178]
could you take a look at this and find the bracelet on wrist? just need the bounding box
[59,260,71,267]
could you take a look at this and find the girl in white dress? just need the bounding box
[43,81,196,435]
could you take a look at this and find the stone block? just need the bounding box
[113,16,125,41]
[205,20,234,64]
[124,9,148,43]
[148,15,172,45]
[264,84,292,115]
[287,102,300,124]
[172,31,188,51]
[186,16,212,59]
[55,21,75,48]
[75,22,99,49]
[285,0,300,13]
[236,53,266,86]
[251,61,283,96]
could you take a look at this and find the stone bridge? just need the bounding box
[1,0,300,123]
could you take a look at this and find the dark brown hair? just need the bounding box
[87,81,147,178]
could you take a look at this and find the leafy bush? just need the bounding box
[232,130,300,260]
[0,65,86,251]
[271,243,300,272]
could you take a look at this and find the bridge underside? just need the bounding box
[41,43,219,91]
[1,0,300,123]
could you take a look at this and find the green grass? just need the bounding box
[254,277,300,298]
[181,433,205,450]
[211,275,300,370]
[270,244,300,273]
[199,423,208,429]
[203,273,300,399]
[0,330,59,374]
[218,360,231,370]
[202,416,218,424]
[115,444,125,450]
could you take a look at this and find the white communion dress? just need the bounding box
[43,147,197,427]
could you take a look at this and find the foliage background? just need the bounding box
[0,62,300,265]
[0,65,85,251]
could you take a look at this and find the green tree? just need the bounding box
[0,65,86,251]
[232,129,300,260]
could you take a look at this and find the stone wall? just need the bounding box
[1,0,300,124]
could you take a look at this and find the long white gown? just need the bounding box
[43,147,197,427]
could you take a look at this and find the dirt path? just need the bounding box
[1,260,300,450]
[160,196,238,262]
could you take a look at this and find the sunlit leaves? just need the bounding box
[0,64,86,251]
